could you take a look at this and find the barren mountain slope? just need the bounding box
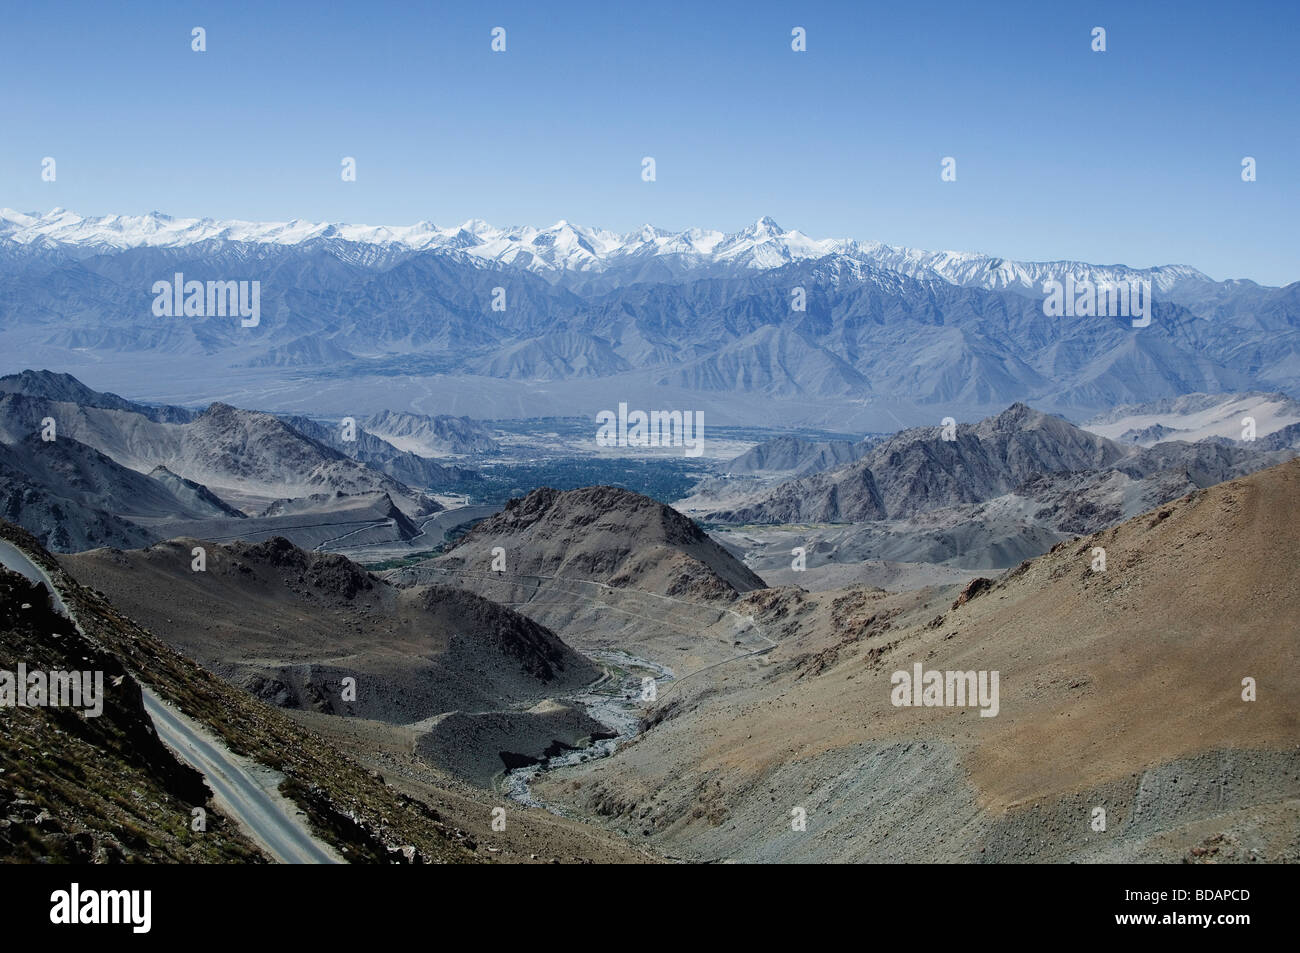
[537,459,1300,862]
[0,368,194,423]
[0,435,230,522]
[1084,391,1300,445]
[0,390,440,518]
[0,561,264,862]
[2,519,478,863]
[432,485,767,601]
[706,404,1129,523]
[61,536,598,725]
[725,435,875,476]
[278,412,480,490]
[384,485,773,685]
[363,409,500,456]
[0,435,226,552]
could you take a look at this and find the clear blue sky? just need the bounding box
[2,0,1296,284]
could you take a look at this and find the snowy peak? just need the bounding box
[0,208,1216,292]
[744,215,783,236]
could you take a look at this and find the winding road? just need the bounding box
[140,688,342,864]
[0,538,342,864]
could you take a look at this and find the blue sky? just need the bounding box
[2,0,1296,284]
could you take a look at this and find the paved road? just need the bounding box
[141,688,342,864]
[0,539,72,618]
[0,537,342,864]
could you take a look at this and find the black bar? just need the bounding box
[0,863,1278,940]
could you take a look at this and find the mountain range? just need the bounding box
[689,403,1296,578]
[3,209,1296,428]
[702,403,1294,525]
[0,369,465,551]
[0,208,1213,291]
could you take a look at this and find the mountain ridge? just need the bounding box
[705,402,1293,526]
[0,207,1222,291]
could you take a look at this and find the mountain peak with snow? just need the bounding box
[0,208,1214,292]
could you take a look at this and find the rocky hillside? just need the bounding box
[707,403,1293,525]
[539,459,1300,862]
[0,559,262,861]
[61,535,599,725]
[0,368,194,423]
[0,387,441,518]
[2,520,477,863]
[437,485,767,601]
[725,434,875,476]
[0,435,241,552]
[147,465,246,518]
[279,413,480,489]
[364,409,500,456]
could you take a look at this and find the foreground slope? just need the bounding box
[62,535,617,789]
[0,553,263,862]
[537,460,1300,862]
[62,536,599,724]
[0,521,478,863]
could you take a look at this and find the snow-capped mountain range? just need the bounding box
[0,207,1295,428]
[0,207,1214,294]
